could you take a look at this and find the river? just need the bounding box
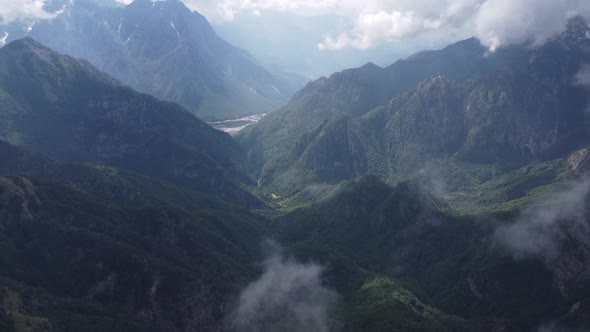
[208,114,266,136]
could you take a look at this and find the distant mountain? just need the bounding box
[213,11,415,78]
[239,18,590,205]
[1,7,590,332]
[0,162,267,331]
[0,38,261,207]
[239,37,489,171]
[0,0,306,121]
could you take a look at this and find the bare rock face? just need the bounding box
[569,147,590,175]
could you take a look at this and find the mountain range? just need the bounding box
[0,38,261,208]
[239,18,590,212]
[0,0,306,121]
[0,4,590,332]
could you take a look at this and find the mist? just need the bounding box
[230,242,337,332]
[494,177,590,259]
[576,64,590,88]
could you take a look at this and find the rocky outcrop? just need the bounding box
[569,147,590,175]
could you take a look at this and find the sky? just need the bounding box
[135,0,590,52]
[2,0,590,52]
[1,0,590,77]
[0,0,61,23]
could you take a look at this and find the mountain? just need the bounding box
[0,36,466,330]
[0,37,463,332]
[1,7,590,332]
[1,0,306,121]
[0,140,466,332]
[0,123,268,331]
[0,38,261,207]
[238,37,490,171]
[239,18,590,207]
[0,164,267,331]
[275,176,590,331]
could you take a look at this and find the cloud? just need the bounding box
[15,0,586,53]
[476,0,590,52]
[170,0,338,22]
[576,64,590,88]
[194,0,590,51]
[230,242,337,332]
[494,178,590,259]
[319,0,481,50]
[0,0,60,23]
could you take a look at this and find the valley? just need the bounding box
[0,1,589,332]
[208,113,266,136]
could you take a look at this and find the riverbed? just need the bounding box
[208,114,266,136]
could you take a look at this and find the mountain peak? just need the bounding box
[2,37,65,69]
[5,37,47,51]
[562,15,590,41]
[3,37,83,71]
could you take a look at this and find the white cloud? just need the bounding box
[193,0,590,51]
[319,0,590,50]
[230,242,337,332]
[15,0,589,52]
[0,0,59,23]
[319,0,481,50]
[476,0,590,52]
[495,178,590,259]
[576,64,590,88]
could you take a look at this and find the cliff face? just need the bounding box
[242,19,590,199]
[569,148,590,175]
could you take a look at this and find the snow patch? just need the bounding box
[170,21,181,41]
[24,21,37,34]
[0,32,8,45]
[249,86,260,96]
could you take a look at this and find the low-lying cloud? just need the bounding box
[320,0,590,51]
[495,177,590,259]
[575,64,590,88]
[230,242,337,332]
[476,0,590,52]
[0,0,60,23]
